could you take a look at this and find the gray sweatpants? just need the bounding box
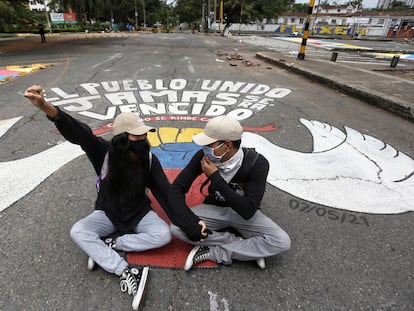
[170,204,291,265]
[70,210,171,275]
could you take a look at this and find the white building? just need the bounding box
[28,0,51,12]
[276,7,414,38]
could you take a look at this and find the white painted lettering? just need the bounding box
[211,93,240,106]
[228,109,253,120]
[201,80,221,91]
[169,79,187,90]
[265,88,291,98]
[102,81,120,92]
[239,83,256,93]
[80,83,100,95]
[137,80,153,90]
[50,87,79,99]
[155,79,167,90]
[119,105,139,113]
[79,106,117,120]
[57,96,101,111]
[140,90,178,102]
[104,92,138,106]
[123,80,137,91]
[169,103,188,115]
[192,103,204,115]
[205,105,226,116]
[219,81,245,92]
[251,84,270,95]
[181,91,209,103]
[139,103,167,115]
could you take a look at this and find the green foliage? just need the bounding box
[0,0,35,32]
[173,0,294,25]
[289,3,309,13]
[389,0,412,10]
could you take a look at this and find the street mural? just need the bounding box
[1,79,413,217]
[0,64,52,83]
[275,37,414,61]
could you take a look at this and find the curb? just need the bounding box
[256,52,414,122]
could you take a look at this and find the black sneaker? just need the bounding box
[184,246,211,271]
[87,237,117,270]
[120,265,149,310]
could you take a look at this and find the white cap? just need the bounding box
[112,113,155,136]
[193,115,243,146]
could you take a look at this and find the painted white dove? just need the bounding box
[242,119,414,214]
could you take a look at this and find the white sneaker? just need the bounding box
[87,237,117,270]
[184,246,211,271]
[87,257,96,270]
[120,265,149,310]
[256,258,266,269]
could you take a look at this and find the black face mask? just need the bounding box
[129,140,148,154]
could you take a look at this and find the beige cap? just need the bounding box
[112,113,155,136]
[193,115,243,146]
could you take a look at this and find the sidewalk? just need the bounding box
[255,50,414,122]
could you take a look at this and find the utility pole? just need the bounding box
[239,0,244,33]
[44,0,52,33]
[134,0,138,29]
[141,0,146,28]
[219,0,223,32]
[297,0,315,60]
[213,0,217,30]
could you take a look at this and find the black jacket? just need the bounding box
[49,109,170,232]
[168,148,269,240]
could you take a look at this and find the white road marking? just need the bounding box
[0,141,84,212]
[90,53,123,69]
[0,116,22,138]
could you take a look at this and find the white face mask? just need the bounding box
[202,143,227,164]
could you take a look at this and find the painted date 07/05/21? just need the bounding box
[288,199,369,227]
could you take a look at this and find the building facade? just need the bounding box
[275,6,414,39]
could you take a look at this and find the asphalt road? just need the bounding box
[0,33,413,311]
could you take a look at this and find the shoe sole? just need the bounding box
[87,257,95,270]
[132,266,149,310]
[183,246,201,271]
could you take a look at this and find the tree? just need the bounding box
[56,0,163,26]
[174,0,294,25]
[389,0,411,10]
[0,0,33,32]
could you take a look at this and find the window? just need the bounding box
[291,18,296,23]
[299,18,304,24]
[378,19,384,24]
[332,19,336,25]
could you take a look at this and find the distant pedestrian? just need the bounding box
[38,24,46,43]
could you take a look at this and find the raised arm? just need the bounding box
[24,85,58,118]
[24,85,108,175]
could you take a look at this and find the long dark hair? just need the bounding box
[105,133,150,204]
